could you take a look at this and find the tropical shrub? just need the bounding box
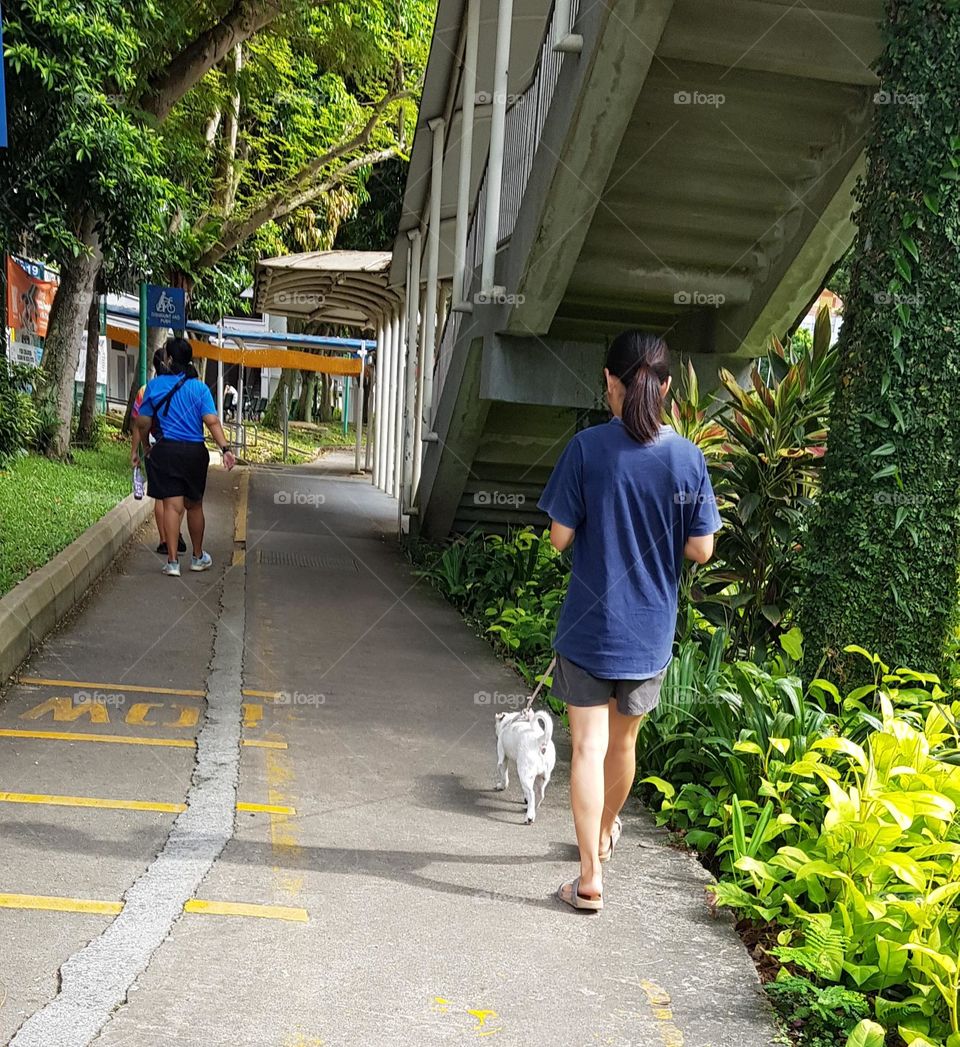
[766,974,869,1047]
[0,360,43,464]
[677,306,837,660]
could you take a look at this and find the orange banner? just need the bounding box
[105,324,361,377]
[6,257,58,338]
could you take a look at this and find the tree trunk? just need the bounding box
[74,286,101,446]
[121,376,140,435]
[34,214,103,459]
[799,1,960,682]
[302,371,317,423]
[262,368,294,428]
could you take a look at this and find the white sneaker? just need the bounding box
[190,551,213,572]
[162,561,181,577]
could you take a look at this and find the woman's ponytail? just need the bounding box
[605,331,671,444]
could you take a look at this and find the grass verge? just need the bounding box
[0,439,130,595]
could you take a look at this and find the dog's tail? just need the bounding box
[533,711,553,754]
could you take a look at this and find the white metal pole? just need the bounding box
[480,0,514,298]
[423,117,445,428]
[402,232,422,511]
[376,317,390,487]
[389,305,403,498]
[371,329,382,484]
[366,357,375,474]
[552,0,583,52]
[216,317,224,417]
[453,0,480,313]
[354,348,365,473]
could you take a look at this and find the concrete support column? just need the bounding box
[480,0,514,297]
[453,0,480,314]
[422,117,445,428]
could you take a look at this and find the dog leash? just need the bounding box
[524,655,557,713]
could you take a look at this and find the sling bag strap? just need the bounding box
[153,374,191,418]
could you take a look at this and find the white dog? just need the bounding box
[494,708,556,824]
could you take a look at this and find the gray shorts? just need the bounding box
[551,653,667,717]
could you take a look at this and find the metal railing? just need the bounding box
[433,0,580,412]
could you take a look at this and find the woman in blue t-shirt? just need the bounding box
[538,330,721,912]
[133,338,236,578]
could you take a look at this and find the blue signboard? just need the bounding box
[146,285,186,329]
[0,2,8,149]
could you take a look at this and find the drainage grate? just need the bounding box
[257,550,359,572]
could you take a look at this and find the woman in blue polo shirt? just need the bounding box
[133,338,236,578]
[539,330,721,913]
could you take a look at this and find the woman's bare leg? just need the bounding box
[567,703,610,899]
[154,499,165,543]
[600,702,644,853]
[162,496,185,563]
[184,498,204,558]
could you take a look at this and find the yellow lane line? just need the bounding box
[235,468,249,545]
[0,792,295,816]
[0,729,287,750]
[185,899,308,923]
[0,893,307,923]
[640,981,685,1047]
[17,678,205,697]
[242,689,282,700]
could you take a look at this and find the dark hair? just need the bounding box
[164,336,193,375]
[152,349,168,376]
[605,330,671,444]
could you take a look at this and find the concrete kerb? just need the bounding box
[0,493,154,685]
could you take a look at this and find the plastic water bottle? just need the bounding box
[133,466,145,500]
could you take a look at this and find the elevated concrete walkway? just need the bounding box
[0,453,776,1046]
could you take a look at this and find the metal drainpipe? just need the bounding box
[413,282,427,494]
[402,231,422,513]
[422,117,445,430]
[389,305,403,498]
[452,0,480,314]
[354,347,365,473]
[480,0,514,299]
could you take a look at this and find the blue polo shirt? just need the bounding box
[538,419,721,679]
[137,375,216,442]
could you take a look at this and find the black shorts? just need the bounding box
[551,653,667,717]
[146,440,210,503]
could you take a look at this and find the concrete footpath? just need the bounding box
[0,450,778,1047]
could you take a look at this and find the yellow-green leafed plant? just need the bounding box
[712,682,960,1043]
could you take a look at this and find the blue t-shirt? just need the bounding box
[538,419,721,679]
[137,374,216,443]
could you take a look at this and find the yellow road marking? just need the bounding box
[17,677,204,697]
[185,899,307,922]
[0,893,307,922]
[0,894,122,915]
[243,688,283,700]
[0,792,295,816]
[266,745,304,896]
[242,702,264,728]
[640,981,684,1047]
[0,729,286,750]
[232,547,246,566]
[235,469,249,544]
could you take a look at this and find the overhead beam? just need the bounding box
[657,0,881,85]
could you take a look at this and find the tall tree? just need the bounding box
[0,0,431,457]
[799,0,960,681]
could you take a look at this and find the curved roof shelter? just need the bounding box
[253,251,402,334]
